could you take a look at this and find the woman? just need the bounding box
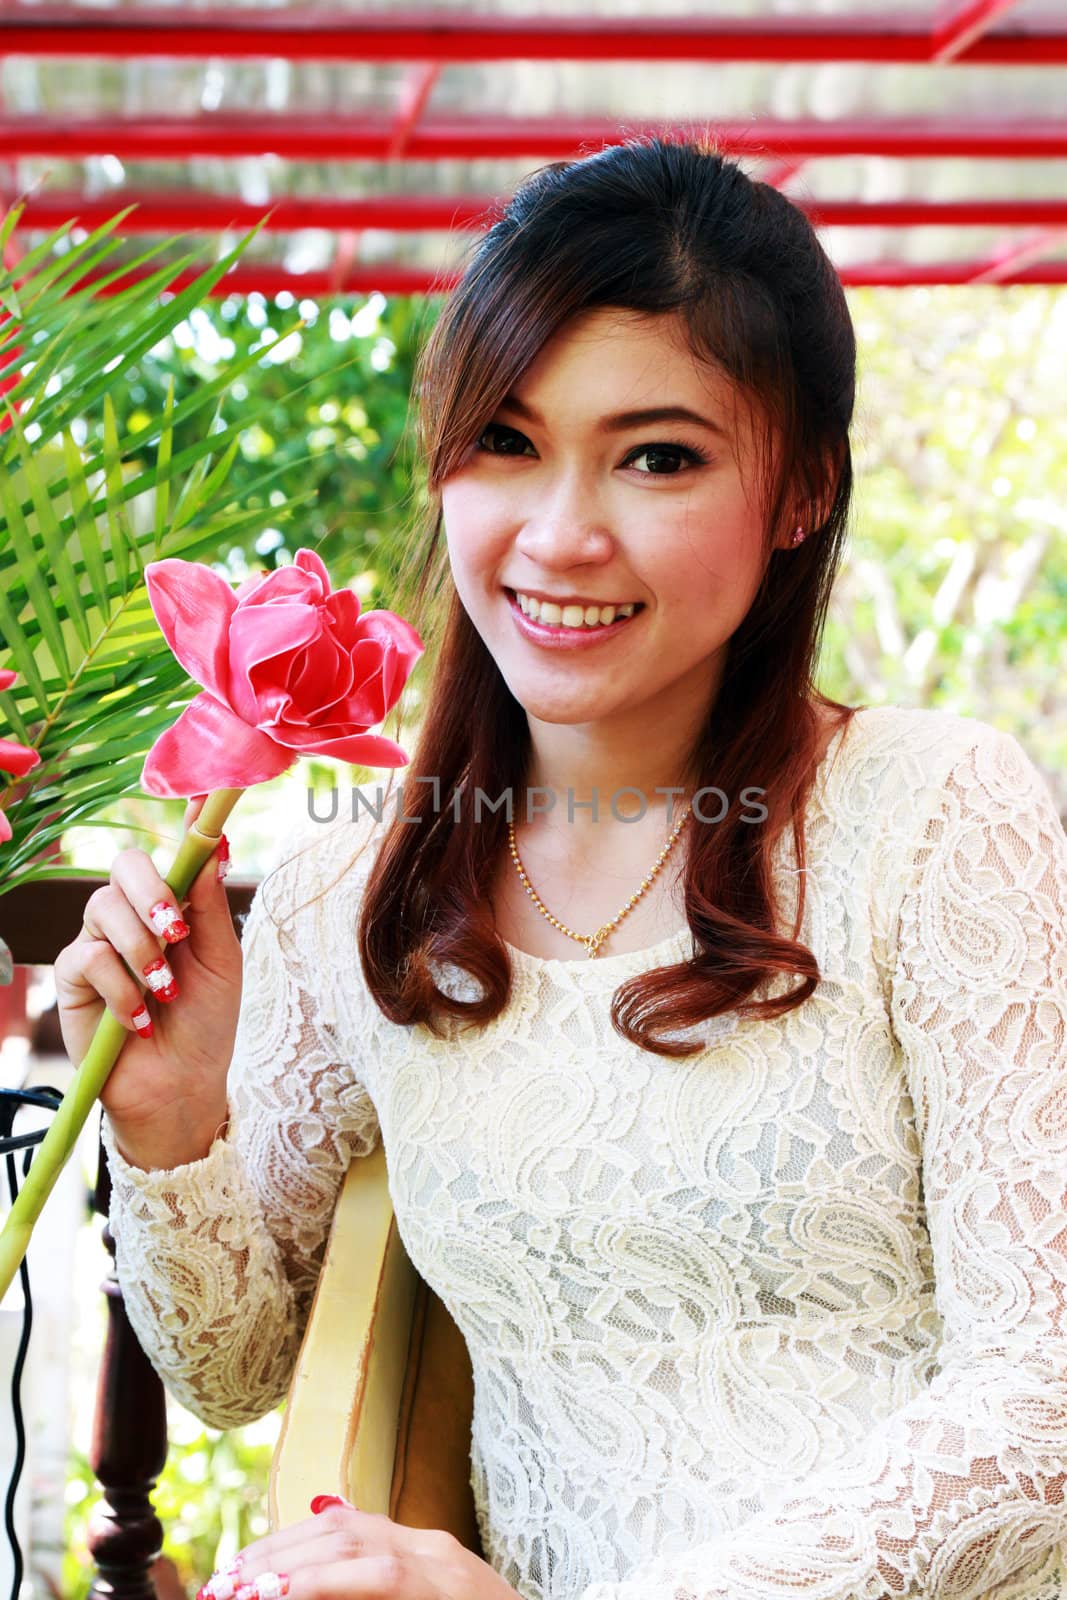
[55,137,1067,1600]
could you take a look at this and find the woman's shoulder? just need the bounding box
[836,703,1036,792]
[831,704,1057,854]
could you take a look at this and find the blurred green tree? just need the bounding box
[819,284,1066,815]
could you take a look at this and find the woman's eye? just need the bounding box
[476,423,534,456]
[474,425,708,476]
[625,443,708,475]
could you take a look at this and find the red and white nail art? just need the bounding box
[196,1561,246,1600]
[197,1576,237,1600]
[142,955,178,1001]
[230,1578,288,1600]
[216,833,231,882]
[149,901,190,942]
[252,1576,288,1600]
[310,1493,356,1513]
[131,1005,153,1038]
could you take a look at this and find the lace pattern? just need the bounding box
[104,708,1067,1600]
[103,814,383,1428]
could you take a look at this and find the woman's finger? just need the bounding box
[233,1508,402,1584]
[222,1509,455,1600]
[81,881,179,1009]
[200,1551,422,1600]
[183,793,208,831]
[286,1555,432,1600]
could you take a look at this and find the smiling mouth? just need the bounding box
[504,589,645,628]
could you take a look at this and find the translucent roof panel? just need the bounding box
[2,0,1066,292]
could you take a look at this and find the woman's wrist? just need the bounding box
[107,1105,231,1174]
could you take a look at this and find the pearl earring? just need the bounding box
[791,524,806,547]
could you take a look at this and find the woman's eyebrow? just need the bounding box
[499,393,729,439]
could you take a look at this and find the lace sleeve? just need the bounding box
[102,816,382,1431]
[579,722,1067,1600]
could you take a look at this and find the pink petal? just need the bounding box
[234,570,273,603]
[227,602,321,724]
[0,670,16,692]
[333,643,392,726]
[141,693,296,797]
[294,547,331,599]
[235,565,317,608]
[0,736,41,777]
[0,808,10,843]
[275,727,412,766]
[338,616,424,724]
[354,611,424,702]
[145,560,237,701]
[285,634,353,714]
[325,588,362,635]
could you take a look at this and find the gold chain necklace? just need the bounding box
[506,803,691,959]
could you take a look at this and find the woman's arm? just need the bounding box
[580,721,1067,1600]
[102,813,382,1431]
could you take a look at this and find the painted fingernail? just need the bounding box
[197,1576,239,1600]
[217,833,231,882]
[131,1005,153,1038]
[149,901,190,943]
[143,955,178,1001]
[252,1577,289,1600]
[310,1492,356,1513]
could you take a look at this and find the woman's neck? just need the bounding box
[521,725,698,836]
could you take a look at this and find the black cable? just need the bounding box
[0,1087,63,1600]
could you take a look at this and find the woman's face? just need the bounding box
[440,306,781,736]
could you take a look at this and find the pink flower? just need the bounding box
[141,549,424,798]
[0,669,42,843]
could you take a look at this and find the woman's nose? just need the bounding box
[513,473,614,568]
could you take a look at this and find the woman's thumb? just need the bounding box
[179,796,222,909]
[182,793,208,832]
[180,828,238,964]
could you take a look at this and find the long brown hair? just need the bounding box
[354,133,859,1059]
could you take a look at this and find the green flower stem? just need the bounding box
[0,786,244,1304]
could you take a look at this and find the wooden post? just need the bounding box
[86,1135,166,1600]
[0,876,257,1599]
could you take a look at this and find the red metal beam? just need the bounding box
[387,64,441,160]
[5,115,1067,163]
[14,193,1067,235]
[0,8,1063,65]
[56,260,1067,300]
[932,0,1025,63]
[969,227,1067,282]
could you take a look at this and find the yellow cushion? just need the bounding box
[269,1144,482,1554]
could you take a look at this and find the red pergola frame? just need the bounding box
[1,5,1062,65]
[5,115,1067,163]
[3,1,1066,295]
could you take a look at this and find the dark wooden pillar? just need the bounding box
[0,875,257,1600]
[86,1135,167,1600]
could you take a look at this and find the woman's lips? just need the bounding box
[505,590,643,650]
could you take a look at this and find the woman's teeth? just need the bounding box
[514,592,639,628]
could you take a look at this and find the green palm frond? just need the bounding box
[0,203,317,895]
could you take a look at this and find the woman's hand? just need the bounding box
[53,794,243,1170]
[200,1501,523,1600]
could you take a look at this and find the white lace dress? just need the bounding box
[103,705,1067,1600]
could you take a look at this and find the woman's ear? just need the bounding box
[787,441,847,545]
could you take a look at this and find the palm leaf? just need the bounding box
[0,207,313,896]
[0,308,315,603]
